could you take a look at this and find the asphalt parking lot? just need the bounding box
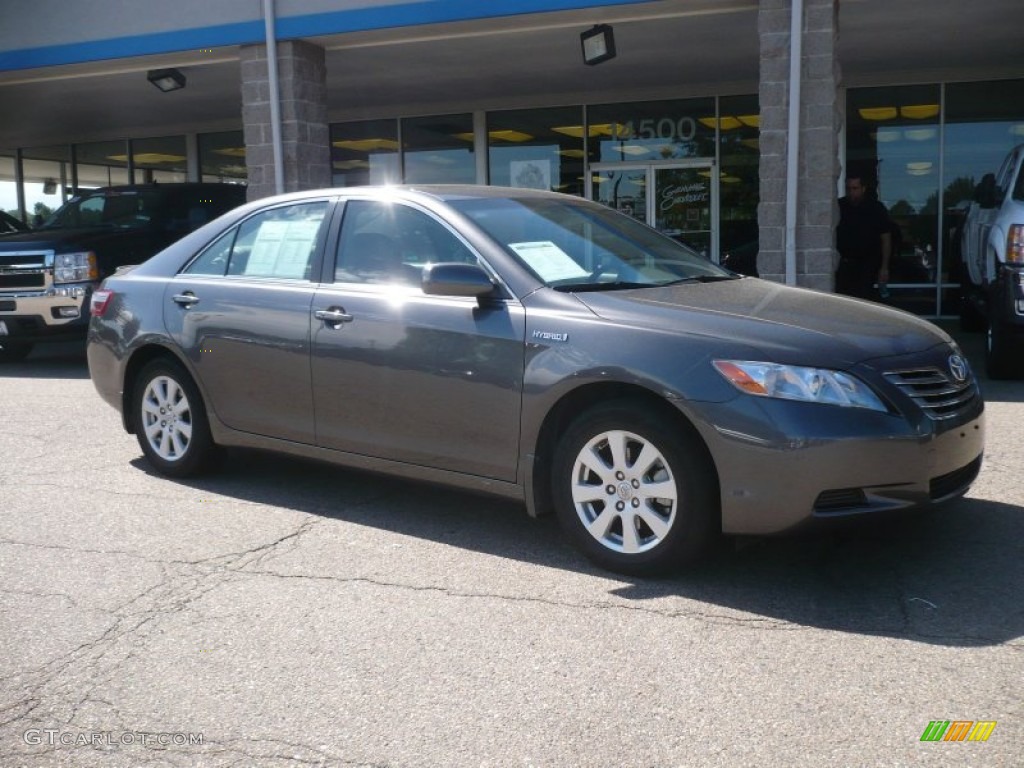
[0,325,1021,768]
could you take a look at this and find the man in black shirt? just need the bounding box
[835,173,892,299]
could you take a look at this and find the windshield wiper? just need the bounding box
[663,274,740,285]
[554,281,655,292]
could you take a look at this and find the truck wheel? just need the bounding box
[0,342,33,362]
[133,358,219,477]
[957,284,987,333]
[985,320,1024,380]
[551,400,719,576]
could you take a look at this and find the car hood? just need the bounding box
[572,277,952,368]
[0,227,146,253]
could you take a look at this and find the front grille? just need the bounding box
[883,367,978,420]
[0,273,45,289]
[930,456,983,500]
[0,253,48,269]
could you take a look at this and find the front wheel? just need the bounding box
[0,342,33,362]
[133,358,219,477]
[986,320,1024,379]
[551,401,719,576]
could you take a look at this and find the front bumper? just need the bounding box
[0,286,92,343]
[992,264,1024,331]
[688,396,985,535]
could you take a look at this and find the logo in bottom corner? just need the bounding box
[920,720,996,742]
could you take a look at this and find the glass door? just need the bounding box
[652,165,713,259]
[591,160,718,261]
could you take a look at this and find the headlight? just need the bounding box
[53,251,99,284]
[712,360,888,412]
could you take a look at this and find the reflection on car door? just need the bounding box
[163,200,332,442]
[311,199,526,481]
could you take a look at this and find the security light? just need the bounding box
[581,24,616,66]
[147,68,186,93]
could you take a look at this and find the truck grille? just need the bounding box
[0,250,52,292]
[883,366,978,420]
[0,273,45,289]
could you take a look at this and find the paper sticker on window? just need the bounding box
[246,220,320,278]
[508,241,588,282]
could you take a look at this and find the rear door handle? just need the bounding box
[314,307,353,326]
[172,292,200,307]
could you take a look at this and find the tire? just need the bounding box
[133,358,219,477]
[985,320,1024,380]
[0,342,33,362]
[957,286,987,333]
[551,400,718,576]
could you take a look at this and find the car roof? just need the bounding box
[248,184,582,208]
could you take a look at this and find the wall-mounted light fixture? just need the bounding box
[580,24,616,66]
[147,68,186,93]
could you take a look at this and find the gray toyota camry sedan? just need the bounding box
[87,185,985,575]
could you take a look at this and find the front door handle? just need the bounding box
[314,307,353,327]
[172,292,200,307]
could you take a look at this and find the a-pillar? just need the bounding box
[757,0,842,291]
[240,39,332,201]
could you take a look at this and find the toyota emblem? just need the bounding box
[948,354,968,383]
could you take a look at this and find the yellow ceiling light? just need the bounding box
[900,104,939,120]
[489,129,534,142]
[332,160,370,170]
[874,129,901,143]
[611,144,650,156]
[858,107,898,121]
[332,138,400,152]
[108,153,186,164]
[906,161,933,172]
[1010,124,1024,137]
[552,123,624,138]
[721,174,742,183]
[558,149,586,158]
[453,129,534,143]
[738,114,760,128]
[213,147,247,157]
[698,116,742,131]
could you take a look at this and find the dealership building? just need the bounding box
[2,0,1023,316]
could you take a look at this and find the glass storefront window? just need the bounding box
[0,153,20,222]
[942,79,1024,315]
[198,131,248,183]
[588,98,716,164]
[131,135,187,183]
[847,85,942,315]
[76,140,131,190]
[718,95,760,276]
[330,119,400,186]
[486,107,584,196]
[20,145,71,223]
[402,113,475,184]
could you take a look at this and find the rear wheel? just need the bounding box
[985,320,1024,379]
[551,400,718,576]
[133,358,219,477]
[0,342,33,362]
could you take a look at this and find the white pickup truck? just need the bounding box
[960,142,1024,379]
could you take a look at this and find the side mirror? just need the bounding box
[422,262,496,298]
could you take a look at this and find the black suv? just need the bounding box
[0,183,246,361]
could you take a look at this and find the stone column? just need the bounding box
[240,39,332,201]
[757,0,841,290]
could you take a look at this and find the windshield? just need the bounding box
[41,190,162,230]
[449,196,736,290]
